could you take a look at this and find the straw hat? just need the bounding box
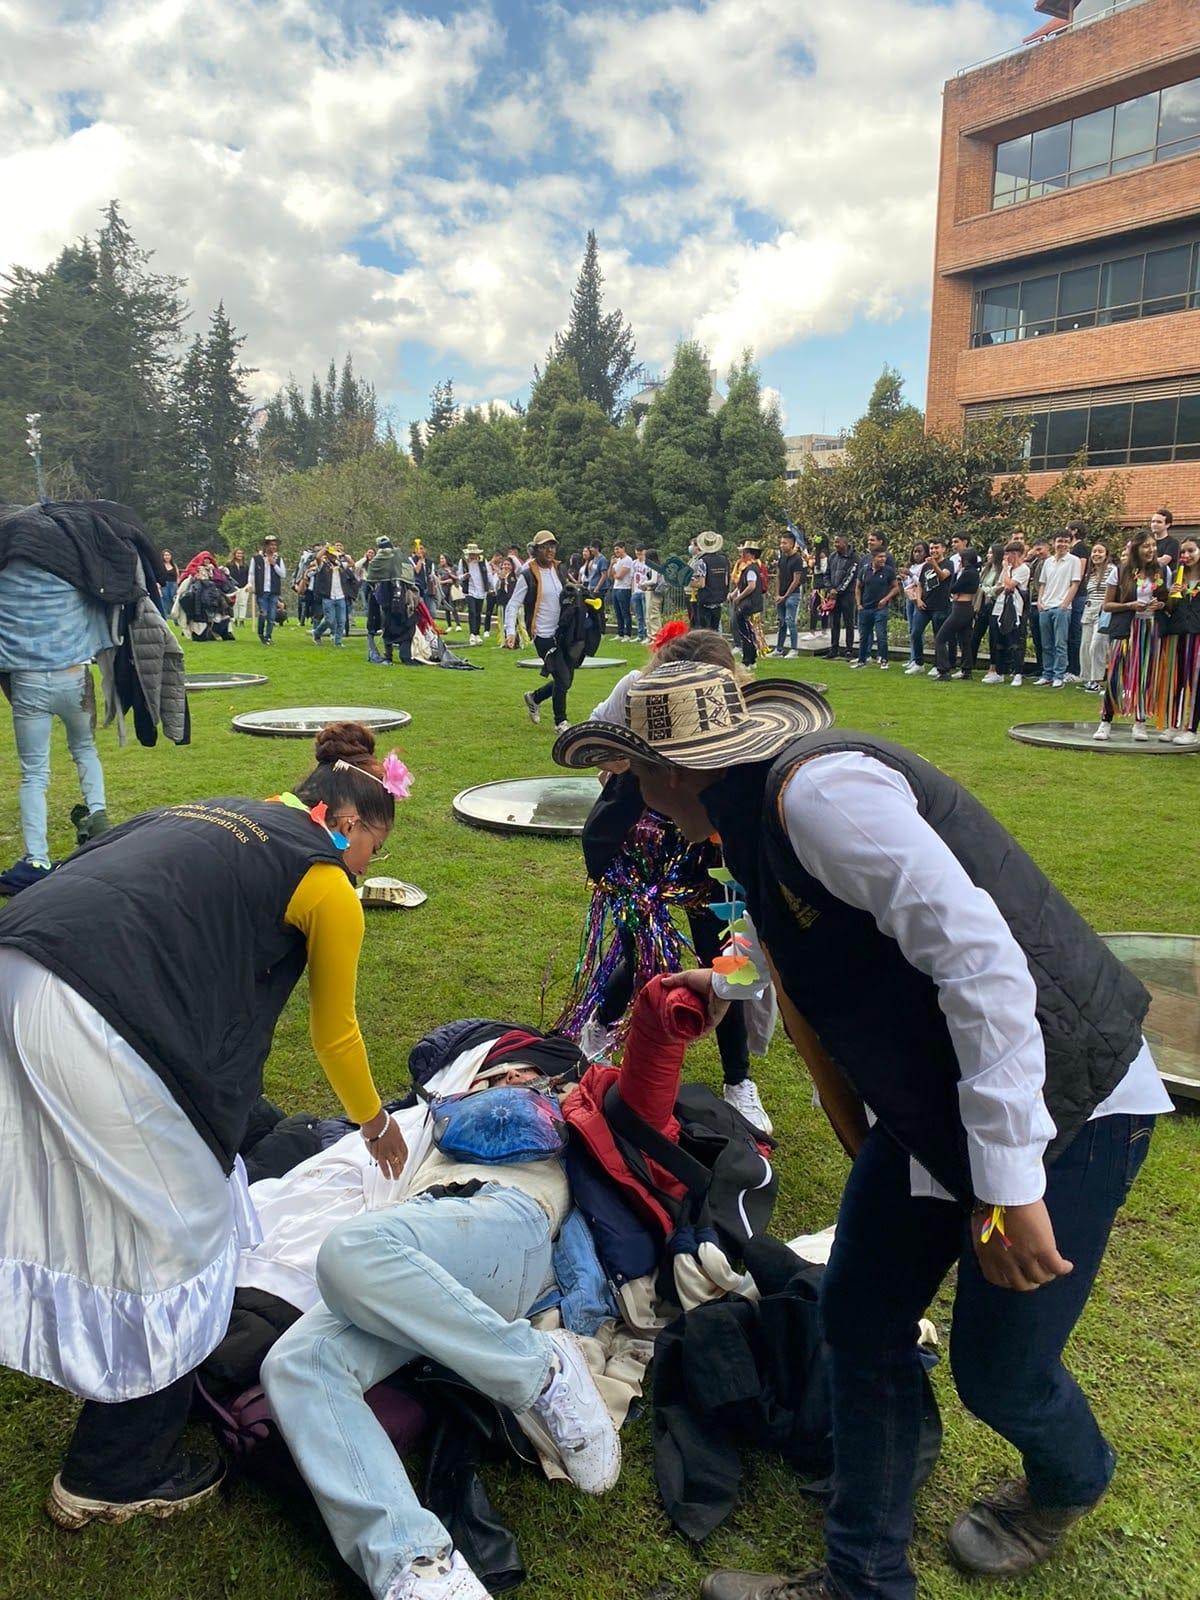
[530,529,558,549]
[553,661,833,772]
[740,541,762,556]
[462,542,484,558]
[695,530,723,555]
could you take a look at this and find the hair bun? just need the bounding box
[314,720,377,766]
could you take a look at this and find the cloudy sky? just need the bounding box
[1,0,1035,436]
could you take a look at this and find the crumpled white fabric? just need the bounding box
[0,948,259,1402]
[236,1040,492,1311]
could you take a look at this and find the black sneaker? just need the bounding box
[47,1453,224,1530]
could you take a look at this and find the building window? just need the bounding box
[971,234,1200,346]
[992,76,1200,207]
[969,378,1200,470]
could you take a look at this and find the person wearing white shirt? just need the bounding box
[505,529,572,730]
[553,661,1169,1600]
[630,547,654,641]
[609,543,635,640]
[251,538,287,645]
[455,543,494,643]
[1035,533,1084,688]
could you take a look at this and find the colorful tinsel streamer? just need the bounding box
[553,811,716,1048]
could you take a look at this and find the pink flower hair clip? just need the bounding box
[333,752,412,801]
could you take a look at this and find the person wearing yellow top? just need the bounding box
[0,720,409,1531]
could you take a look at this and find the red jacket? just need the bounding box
[562,975,709,1238]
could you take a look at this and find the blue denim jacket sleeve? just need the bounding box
[540,1208,619,1336]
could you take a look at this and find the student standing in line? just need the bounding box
[610,542,635,640]
[1065,522,1091,681]
[919,540,953,677]
[775,530,805,658]
[818,536,857,661]
[1078,541,1117,695]
[1025,537,1051,680]
[1157,534,1200,746]
[982,542,1032,687]
[933,547,980,681]
[630,546,653,642]
[852,549,898,670]
[901,541,930,674]
[1151,507,1179,571]
[159,550,178,618]
[1034,533,1084,690]
[973,542,1005,668]
[1093,532,1167,742]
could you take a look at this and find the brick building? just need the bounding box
[927,0,1200,532]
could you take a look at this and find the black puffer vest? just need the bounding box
[0,798,349,1170]
[697,552,730,606]
[703,732,1149,1201]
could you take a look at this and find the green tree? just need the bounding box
[408,422,426,465]
[422,406,525,501]
[427,378,457,437]
[714,351,786,544]
[865,364,923,432]
[217,503,275,553]
[522,356,584,486]
[642,341,719,553]
[256,355,377,473]
[577,420,654,549]
[550,230,641,421]
[481,486,570,552]
[197,301,253,525]
[542,398,609,530]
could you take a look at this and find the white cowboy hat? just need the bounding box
[695,531,723,555]
[553,661,833,772]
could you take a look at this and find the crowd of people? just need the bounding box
[0,489,1184,1600]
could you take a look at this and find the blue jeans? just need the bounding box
[857,607,889,662]
[612,588,633,637]
[256,593,277,642]
[1037,607,1071,681]
[262,1185,554,1599]
[631,591,647,640]
[819,1113,1155,1600]
[905,600,929,665]
[777,593,801,652]
[159,581,177,618]
[9,666,106,865]
[1067,596,1087,677]
[315,596,348,645]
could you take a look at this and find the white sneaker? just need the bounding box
[800,631,816,640]
[1051,680,1065,689]
[785,649,799,659]
[1173,731,1198,747]
[1010,675,1023,687]
[927,666,940,677]
[469,634,479,645]
[878,660,889,670]
[849,659,865,669]
[1158,729,1177,743]
[723,1078,774,1135]
[1034,677,1051,686]
[555,720,570,733]
[386,1550,491,1600]
[523,691,541,725]
[903,661,921,675]
[981,670,1001,684]
[525,1331,620,1495]
[1093,722,1111,741]
[1132,722,1149,742]
[953,670,968,680]
[1064,673,1081,684]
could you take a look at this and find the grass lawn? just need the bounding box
[0,619,1197,1600]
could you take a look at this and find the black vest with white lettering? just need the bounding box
[703,731,1148,1201]
[0,798,348,1170]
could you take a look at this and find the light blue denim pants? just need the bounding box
[262,1184,555,1600]
[9,665,106,865]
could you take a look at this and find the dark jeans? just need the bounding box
[62,1373,197,1498]
[696,602,724,632]
[598,908,750,1085]
[735,607,758,667]
[820,1114,1155,1600]
[465,595,484,635]
[988,617,1027,676]
[935,604,976,676]
[829,590,855,655]
[532,635,572,723]
[612,589,633,637]
[971,600,993,664]
[256,593,276,642]
[857,606,889,662]
[905,600,929,666]
[1068,597,1086,677]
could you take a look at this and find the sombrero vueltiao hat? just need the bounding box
[553,661,833,772]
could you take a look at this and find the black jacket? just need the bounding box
[310,559,360,603]
[828,548,857,593]
[0,500,164,605]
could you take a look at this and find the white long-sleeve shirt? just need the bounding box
[505,563,562,639]
[780,751,1171,1205]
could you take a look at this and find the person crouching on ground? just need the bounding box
[0,722,409,1530]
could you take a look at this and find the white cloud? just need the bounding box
[0,0,1015,410]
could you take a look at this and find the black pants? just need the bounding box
[829,591,855,655]
[597,908,750,1084]
[735,606,758,667]
[532,636,573,723]
[61,1373,196,1498]
[465,595,484,636]
[988,617,1026,676]
[695,602,724,632]
[934,605,975,676]
[483,592,496,634]
[971,601,992,664]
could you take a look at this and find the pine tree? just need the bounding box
[422,406,525,500]
[551,230,641,421]
[522,356,584,486]
[714,351,786,545]
[642,341,720,554]
[578,420,654,549]
[199,301,253,525]
[408,421,426,464]
[865,365,923,431]
[427,378,457,436]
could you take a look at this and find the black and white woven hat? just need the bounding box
[553,661,833,772]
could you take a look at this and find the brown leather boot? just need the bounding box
[700,1572,833,1600]
[947,1478,1100,1576]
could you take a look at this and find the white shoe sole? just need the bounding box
[46,1473,222,1530]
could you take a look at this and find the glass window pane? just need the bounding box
[1111,150,1155,175]
[1098,254,1143,318]
[1031,123,1070,184]
[1028,414,1049,465]
[1088,402,1131,457]
[1176,393,1200,446]
[980,283,1021,342]
[1157,80,1200,152]
[1046,408,1088,465]
[1192,245,1200,302]
[1019,275,1057,336]
[1068,165,1108,188]
[1159,134,1200,161]
[1072,0,1113,18]
[1113,93,1159,159]
[1130,398,1177,460]
[1058,265,1100,317]
[995,136,1031,185]
[1145,246,1190,298]
[1071,106,1114,173]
